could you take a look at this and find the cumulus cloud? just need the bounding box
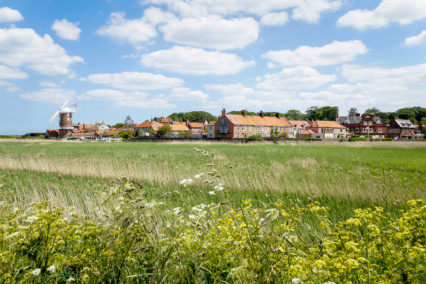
[140,46,255,75]
[145,0,341,23]
[168,87,209,102]
[256,66,337,90]
[263,40,367,67]
[404,30,426,46]
[20,88,75,103]
[0,28,83,75]
[0,65,28,79]
[161,16,259,50]
[85,72,183,90]
[97,12,157,44]
[0,7,23,23]
[52,19,81,40]
[337,0,426,29]
[78,89,175,108]
[97,8,175,45]
[260,12,289,26]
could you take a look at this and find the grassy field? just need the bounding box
[0,140,424,217]
[1,140,425,282]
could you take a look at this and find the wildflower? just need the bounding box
[214,185,224,191]
[173,207,181,215]
[194,173,205,179]
[47,265,56,273]
[208,191,215,195]
[6,232,19,239]
[179,178,193,187]
[292,278,301,283]
[323,282,336,284]
[25,216,38,223]
[31,268,41,276]
[67,277,75,282]
[188,214,196,219]
[118,197,124,201]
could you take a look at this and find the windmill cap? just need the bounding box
[60,107,74,113]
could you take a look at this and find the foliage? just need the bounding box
[118,131,133,141]
[284,109,306,120]
[178,131,192,138]
[113,123,126,128]
[363,107,381,115]
[1,178,424,283]
[124,116,134,126]
[156,124,172,137]
[348,107,358,116]
[306,106,339,121]
[168,111,217,122]
[147,128,154,137]
[339,137,348,142]
[245,135,264,142]
[304,137,313,141]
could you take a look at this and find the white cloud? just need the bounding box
[0,7,23,23]
[263,40,367,67]
[256,66,337,90]
[20,88,75,103]
[0,28,83,75]
[85,72,183,90]
[39,81,57,88]
[97,12,157,44]
[260,12,289,26]
[0,80,19,92]
[161,16,259,50]
[145,0,341,23]
[204,83,255,96]
[168,87,209,102]
[404,30,426,46]
[52,19,81,40]
[337,0,426,29]
[96,8,175,45]
[0,65,28,79]
[78,89,175,108]
[140,46,255,75]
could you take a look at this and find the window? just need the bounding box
[221,118,226,125]
[378,128,382,133]
[347,128,350,132]
[368,122,372,126]
[369,128,373,133]
[237,125,239,130]
[249,126,251,131]
[363,122,367,125]
[340,129,343,132]
[220,126,228,133]
[356,128,359,133]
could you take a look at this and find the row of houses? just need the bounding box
[46,109,424,140]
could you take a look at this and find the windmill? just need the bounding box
[50,100,77,139]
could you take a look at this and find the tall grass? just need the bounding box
[0,141,424,219]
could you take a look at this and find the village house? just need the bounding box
[207,121,216,139]
[134,119,190,137]
[289,120,313,138]
[215,109,294,139]
[307,121,347,139]
[387,118,416,139]
[337,113,387,139]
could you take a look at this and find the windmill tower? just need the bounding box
[50,100,77,139]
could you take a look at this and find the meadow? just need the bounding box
[0,141,425,282]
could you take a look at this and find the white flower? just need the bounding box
[173,207,181,215]
[292,278,301,283]
[118,197,124,201]
[115,205,121,211]
[208,191,215,195]
[323,282,336,284]
[145,202,155,208]
[47,265,56,272]
[31,268,41,276]
[214,185,224,191]
[13,207,19,213]
[188,214,196,219]
[67,277,75,282]
[179,178,193,187]
[6,232,19,239]
[25,216,39,223]
[194,173,205,179]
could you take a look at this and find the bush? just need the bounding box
[156,124,172,137]
[1,180,425,283]
[338,137,348,142]
[178,131,192,138]
[245,135,264,142]
[304,137,313,141]
[384,138,393,141]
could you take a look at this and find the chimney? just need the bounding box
[259,110,264,118]
[241,110,247,117]
[180,117,183,123]
[355,113,360,117]
[208,117,211,123]
[275,112,280,118]
[186,118,189,127]
[221,108,226,117]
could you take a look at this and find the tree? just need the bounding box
[124,116,134,126]
[396,107,426,123]
[156,124,172,137]
[306,106,338,121]
[114,123,126,128]
[168,111,217,122]
[363,107,380,115]
[306,106,319,120]
[348,107,358,116]
[284,110,306,120]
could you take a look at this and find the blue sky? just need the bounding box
[1,0,426,134]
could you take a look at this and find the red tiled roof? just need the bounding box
[309,121,346,129]
[290,120,311,128]
[225,114,292,127]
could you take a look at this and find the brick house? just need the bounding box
[387,118,416,139]
[337,113,387,139]
[215,109,293,139]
